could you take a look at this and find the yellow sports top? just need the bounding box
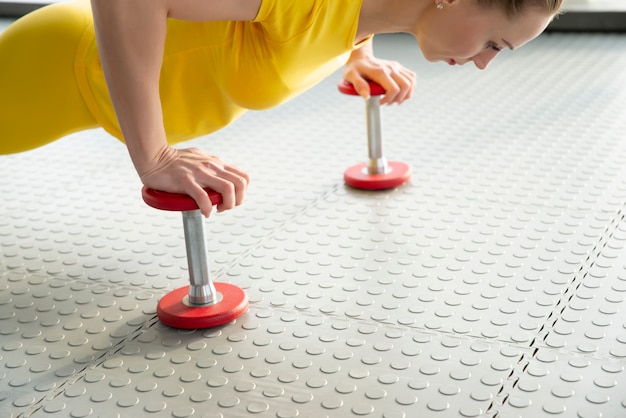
[75,0,370,143]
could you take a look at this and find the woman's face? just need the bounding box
[415,0,554,69]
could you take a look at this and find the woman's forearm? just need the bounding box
[91,0,263,176]
[91,0,170,175]
[90,0,258,215]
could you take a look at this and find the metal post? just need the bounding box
[366,96,389,175]
[182,210,217,306]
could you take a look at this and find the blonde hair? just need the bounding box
[476,0,564,19]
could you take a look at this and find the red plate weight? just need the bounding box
[337,80,386,97]
[142,187,223,212]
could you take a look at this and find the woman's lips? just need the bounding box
[448,59,457,65]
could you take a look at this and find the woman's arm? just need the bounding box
[90,0,261,216]
[343,39,416,105]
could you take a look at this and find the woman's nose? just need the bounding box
[472,49,500,70]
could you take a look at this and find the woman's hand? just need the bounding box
[139,146,250,217]
[343,42,416,105]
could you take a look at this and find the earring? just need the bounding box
[437,2,444,9]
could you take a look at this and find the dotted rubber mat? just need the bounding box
[1,27,626,418]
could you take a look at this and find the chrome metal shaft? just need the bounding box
[182,210,217,306]
[365,96,389,174]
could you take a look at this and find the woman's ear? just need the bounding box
[435,0,461,8]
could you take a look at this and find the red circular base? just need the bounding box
[344,161,412,190]
[157,282,248,329]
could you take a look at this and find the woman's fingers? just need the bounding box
[224,162,251,202]
[197,160,250,212]
[185,181,216,217]
[379,66,416,105]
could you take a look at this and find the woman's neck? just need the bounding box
[357,0,429,38]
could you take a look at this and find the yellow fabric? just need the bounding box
[80,0,368,142]
[0,1,98,154]
[1,0,368,153]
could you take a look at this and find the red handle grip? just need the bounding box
[337,80,386,97]
[142,186,222,212]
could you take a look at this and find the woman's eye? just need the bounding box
[488,43,503,52]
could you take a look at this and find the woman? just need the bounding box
[0,0,562,215]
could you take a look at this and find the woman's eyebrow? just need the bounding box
[502,39,515,50]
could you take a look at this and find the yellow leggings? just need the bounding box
[0,2,98,154]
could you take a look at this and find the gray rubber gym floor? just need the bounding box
[1,17,626,418]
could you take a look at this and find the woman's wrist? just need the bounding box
[127,141,174,179]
